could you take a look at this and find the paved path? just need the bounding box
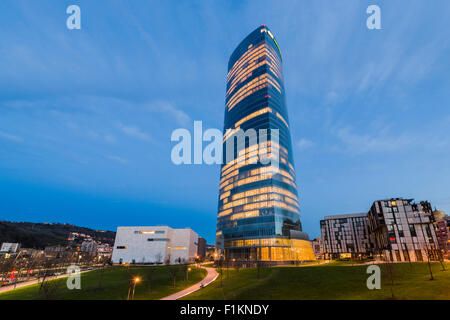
[160,266,218,300]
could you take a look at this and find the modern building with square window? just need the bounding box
[319,198,441,262]
[111,226,198,265]
[367,198,440,262]
[320,213,372,260]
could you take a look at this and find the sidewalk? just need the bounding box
[160,266,218,300]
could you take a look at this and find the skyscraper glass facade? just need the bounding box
[216,26,315,262]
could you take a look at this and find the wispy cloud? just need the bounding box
[331,125,425,154]
[87,130,116,144]
[118,123,152,142]
[297,138,315,150]
[147,100,190,127]
[0,130,23,143]
[106,155,128,164]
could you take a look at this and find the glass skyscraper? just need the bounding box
[216,26,315,263]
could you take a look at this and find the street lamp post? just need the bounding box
[187,267,191,282]
[127,277,141,300]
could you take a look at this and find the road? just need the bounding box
[0,274,68,294]
[0,270,92,294]
[160,266,218,300]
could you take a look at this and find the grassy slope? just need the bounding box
[0,266,206,300]
[184,262,450,300]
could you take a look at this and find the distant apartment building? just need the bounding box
[367,198,440,262]
[197,237,207,259]
[320,213,372,259]
[111,226,198,265]
[97,244,113,259]
[435,219,449,255]
[81,241,98,256]
[19,248,44,258]
[0,243,21,253]
[44,245,66,257]
[206,244,216,260]
[433,211,449,257]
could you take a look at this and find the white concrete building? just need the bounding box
[0,243,21,253]
[111,226,198,265]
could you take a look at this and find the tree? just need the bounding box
[39,257,57,291]
[146,267,154,292]
[39,279,58,300]
[381,249,395,299]
[178,258,189,284]
[216,256,224,288]
[0,257,14,285]
[154,252,163,265]
[97,263,106,289]
[256,260,262,280]
[166,255,179,288]
[235,259,241,273]
[168,265,179,288]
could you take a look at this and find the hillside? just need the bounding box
[0,221,115,249]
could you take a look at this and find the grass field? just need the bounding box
[183,262,450,300]
[0,265,206,300]
[2,262,448,300]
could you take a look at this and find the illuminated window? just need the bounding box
[135,230,165,234]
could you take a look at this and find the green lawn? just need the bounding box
[183,262,450,300]
[0,265,206,300]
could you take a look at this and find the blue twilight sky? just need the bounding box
[1,1,450,243]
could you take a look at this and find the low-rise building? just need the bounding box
[81,241,98,256]
[320,213,372,260]
[433,211,449,257]
[0,243,21,253]
[206,244,215,260]
[97,244,113,259]
[20,248,44,258]
[44,245,66,258]
[197,237,207,259]
[111,226,198,265]
[435,219,448,255]
[311,238,323,259]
